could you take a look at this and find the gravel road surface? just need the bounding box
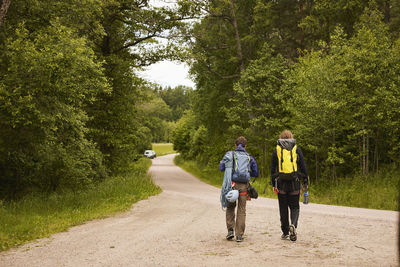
[0,154,398,266]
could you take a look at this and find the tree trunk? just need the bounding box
[227,0,255,123]
[228,0,244,73]
[384,0,390,23]
[366,132,369,175]
[358,136,362,174]
[263,141,267,178]
[374,131,379,172]
[102,35,111,56]
[315,152,318,183]
[298,0,304,49]
[363,134,366,175]
[362,118,366,176]
[0,0,11,26]
[333,163,337,184]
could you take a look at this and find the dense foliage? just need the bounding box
[0,0,190,198]
[173,0,400,182]
[1,0,399,198]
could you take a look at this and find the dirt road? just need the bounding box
[0,154,398,266]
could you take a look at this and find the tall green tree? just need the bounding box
[158,85,193,121]
[345,5,397,174]
[289,5,400,180]
[0,23,109,197]
[88,0,187,172]
[177,0,263,163]
[226,44,289,176]
[136,86,172,144]
[288,28,352,181]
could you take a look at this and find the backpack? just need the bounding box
[232,151,251,183]
[276,144,298,180]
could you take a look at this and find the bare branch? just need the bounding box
[113,34,157,53]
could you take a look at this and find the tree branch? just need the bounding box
[0,0,11,26]
[113,34,157,53]
[206,63,239,79]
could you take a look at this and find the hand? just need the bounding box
[302,185,308,192]
[273,187,279,195]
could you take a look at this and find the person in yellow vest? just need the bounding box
[270,130,308,241]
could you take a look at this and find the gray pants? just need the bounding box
[226,182,248,237]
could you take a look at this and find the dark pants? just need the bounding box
[278,192,300,235]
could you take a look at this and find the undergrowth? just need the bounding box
[0,158,160,251]
[175,155,399,211]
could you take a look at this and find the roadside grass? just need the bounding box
[0,158,161,251]
[174,156,222,187]
[309,170,399,210]
[152,143,175,156]
[174,155,399,211]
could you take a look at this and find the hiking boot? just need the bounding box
[281,233,289,240]
[236,236,243,242]
[226,230,234,240]
[289,224,297,241]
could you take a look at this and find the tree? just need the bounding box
[0,23,109,197]
[136,87,172,143]
[0,0,11,26]
[345,5,396,174]
[87,0,189,172]
[158,85,193,121]
[288,5,399,180]
[226,44,289,177]
[288,29,351,181]
[172,110,198,158]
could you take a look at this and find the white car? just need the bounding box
[144,150,156,159]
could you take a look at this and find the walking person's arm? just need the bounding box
[219,160,225,172]
[296,147,309,190]
[271,148,279,194]
[249,156,259,178]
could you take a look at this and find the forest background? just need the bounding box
[171,0,400,211]
[0,0,399,218]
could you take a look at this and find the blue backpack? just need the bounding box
[232,151,251,183]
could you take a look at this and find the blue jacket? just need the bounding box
[219,144,259,181]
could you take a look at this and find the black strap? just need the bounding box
[290,149,295,172]
[232,151,235,174]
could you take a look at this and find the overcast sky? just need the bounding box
[136,0,195,89]
[138,61,195,89]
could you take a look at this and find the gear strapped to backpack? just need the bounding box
[276,144,298,180]
[247,184,258,199]
[232,151,251,183]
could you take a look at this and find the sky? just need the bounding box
[137,0,196,89]
[138,61,195,89]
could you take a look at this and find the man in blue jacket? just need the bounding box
[219,136,259,242]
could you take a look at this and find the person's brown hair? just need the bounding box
[235,136,247,147]
[279,130,294,139]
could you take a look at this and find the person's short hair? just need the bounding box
[279,130,294,139]
[235,136,247,147]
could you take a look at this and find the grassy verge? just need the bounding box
[152,143,175,156]
[310,171,399,210]
[174,155,399,211]
[174,155,222,187]
[0,158,161,251]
